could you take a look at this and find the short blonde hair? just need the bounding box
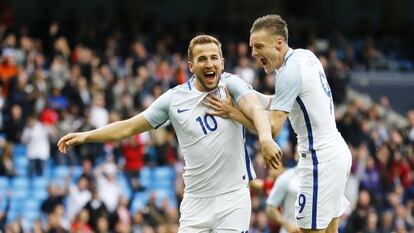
[187,35,223,61]
[251,15,289,42]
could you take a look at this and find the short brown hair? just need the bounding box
[188,35,223,61]
[251,15,289,42]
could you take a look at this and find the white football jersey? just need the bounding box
[143,72,256,197]
[270,48,349,163]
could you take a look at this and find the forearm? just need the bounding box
[251,105,273,142]
[85,115,152,143]
[229,108,257,133]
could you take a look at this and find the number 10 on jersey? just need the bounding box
[196,114,218,135]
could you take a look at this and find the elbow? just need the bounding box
[270,119,280,138]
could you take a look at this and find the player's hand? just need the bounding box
[202,87,235,119]
[260,138,282,169]
[57,132,88,154]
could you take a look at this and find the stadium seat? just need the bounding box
[32,176,49,190]
[53,166,71,179]
[154,167,175,181]
[139,166,153,188]
[154,188,176,208]
[13,144,27,157]
[11,177,29,191]
[0,177,9,196]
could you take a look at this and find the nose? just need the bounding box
[206,58,213,68]
[251,48,258,57]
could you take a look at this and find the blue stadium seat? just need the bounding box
[154,167,175,181]
[24,199,41,212]
[117,173,132,200]
[32,176,49,190]
[154,188,176,208]
[71,166,83,182]
[153,166,175,190]
[130,191,151,213]
[11,177,29,190]
[32,188,48,201]
[13,144,27,157]
[53,166,70,179]
[14,156,29,170]
[139,166,153,188]
[0,177,9,196]
[0,198,8,211]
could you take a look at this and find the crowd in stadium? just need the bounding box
[0,8,413,233]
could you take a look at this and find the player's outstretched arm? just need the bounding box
[57,114,153,154]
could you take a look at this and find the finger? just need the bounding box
[270,159,279,169]
[205,96,223,107]
[205,110,220,116]
[57,134,74,147]
[203,99,223,110]
[66,137,79,147]
[208,93,221,101]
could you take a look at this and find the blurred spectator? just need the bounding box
[96,162,123,213]
[83,187,109,231]
[235,56,255,85]
[71,209,93,233]
[21,113,51,176]
[344,190,372,232]
[122,134,146,193]
[89,93,109,129]
[3,104,24,143]
[67,175,92,221]
[112,196,131,232]
[41,183,66,215]
[142,192,167,227]
[0,142,14,176]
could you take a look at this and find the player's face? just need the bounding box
[188,43,224,92]
[250,29,284,74]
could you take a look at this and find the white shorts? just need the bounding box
[295,149,352,230]
[178,186,251,233]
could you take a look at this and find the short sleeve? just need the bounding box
[270,66,303,113]
[142,90,173,128]
[224,74,253,103]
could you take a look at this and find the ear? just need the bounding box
[275,36,284,50]
[188,61,194,73]
[221,57,225,70]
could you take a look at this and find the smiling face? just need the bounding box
[250,29,285,74]
[188,42,224,92]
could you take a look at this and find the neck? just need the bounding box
[276,45,290,69]
[194,77,210,92]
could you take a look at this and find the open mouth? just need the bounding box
[260,58,268,66]
[204,71,216,81]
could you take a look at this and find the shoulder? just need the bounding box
[220,72,240,83]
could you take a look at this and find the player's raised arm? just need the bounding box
[57,114,153,154]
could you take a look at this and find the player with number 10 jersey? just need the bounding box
[142,72,256,197]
